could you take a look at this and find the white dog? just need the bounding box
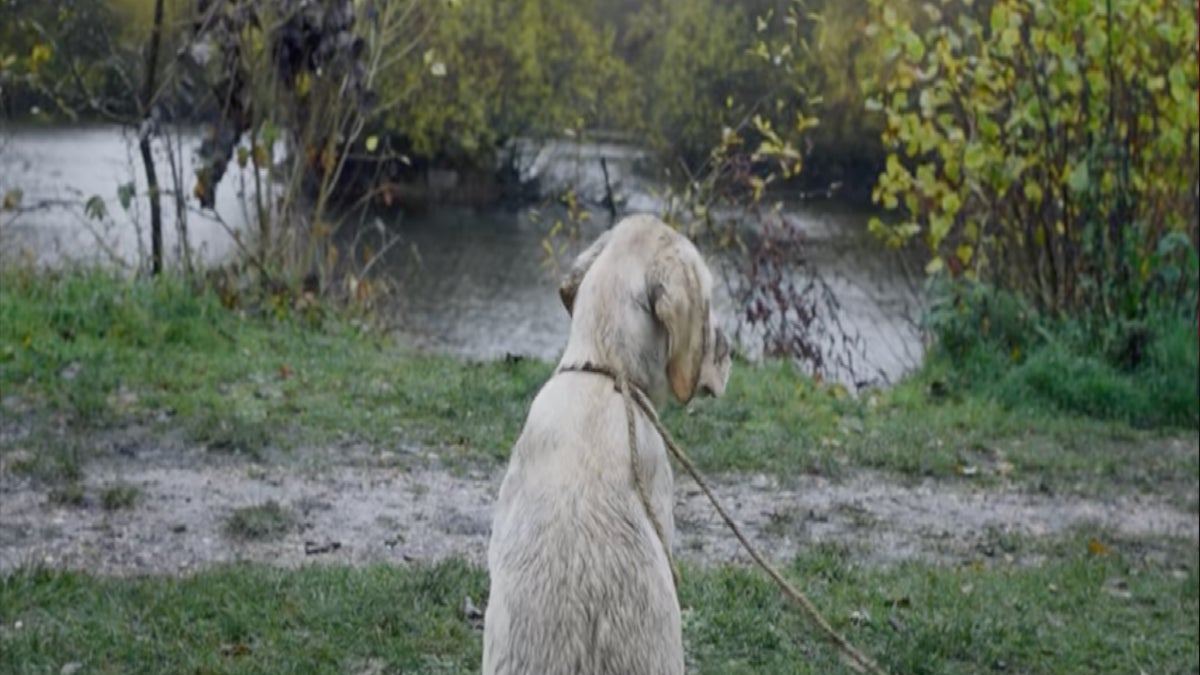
[483,214,732,675]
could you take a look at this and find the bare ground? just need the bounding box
[1,429,1195,576]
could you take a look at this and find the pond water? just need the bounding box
[0,126,923,385]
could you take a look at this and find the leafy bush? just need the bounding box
[864,0,1199,322]
[923,279,1199,428]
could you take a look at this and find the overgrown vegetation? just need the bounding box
[1,533,1195,674]
[920,279,1199,428]
[848,0,1200,428]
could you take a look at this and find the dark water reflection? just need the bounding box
[373,202,923,386]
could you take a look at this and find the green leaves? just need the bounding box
[116,182,135,211]
[1066,161,1089,194]
[84,195,106,221]
[1167,65,1189,103]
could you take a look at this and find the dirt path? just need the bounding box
[2,445,1195,576]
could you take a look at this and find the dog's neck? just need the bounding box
[558,318,671,407]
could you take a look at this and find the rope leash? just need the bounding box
[560,362,680,588]
[617,370,682,589]
[558,362,889,675]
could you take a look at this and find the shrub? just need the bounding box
[863,0,1199,322]
[924,279,1199,428]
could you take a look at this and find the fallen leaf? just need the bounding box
[1087,538,1109,556]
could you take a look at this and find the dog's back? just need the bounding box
[483,215,730,675]
[483,373,682,675]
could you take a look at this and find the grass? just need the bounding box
[0,269,547,464]
[100,483,140,511]
[4,432,84,485]
[0,534,1194,674]
[225,501,294,541]
[922,278,1200,429]
[1,269,1195,503]
[47,482,86,508]
[0,270,1196,674]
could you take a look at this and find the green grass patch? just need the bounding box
[47,481,86,508]
[100,483,140,511]
[922,279,1199,429]
[0,536,1194,674]
[4,432,85,485]
[0,269,549,466]
[224,500,294,541]
[2,270,1195,501]
[669,360,1197,503]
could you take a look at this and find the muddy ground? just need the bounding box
[1,425,1196,577]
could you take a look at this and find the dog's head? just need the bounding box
[559,215,732,404]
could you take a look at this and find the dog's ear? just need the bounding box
[559,229,613,315]
[649,249,708,403]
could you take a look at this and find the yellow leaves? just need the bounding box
[881,5,898,28]
[928,213,953,247]
[29,43,51,72]
[1087,539,1109,556]
[294,71,312,98]
[941,192,962,217]
[868,217,920,249]
[1023,182,1044,205]
[944,156,962,184]
[193,178,209,203]
[794,112,820,134]
[963,143,987,172]
[1166,64,1189,103]
[998,26,1020,53]
[915,164,937,191]
[365,135,379,153]
[867,216,888,240]
[748,176,767,202]
[956,244,974,267]
[252,145,270,169]
[2,188,22,210]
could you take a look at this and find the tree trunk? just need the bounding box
[140,0,166,275]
